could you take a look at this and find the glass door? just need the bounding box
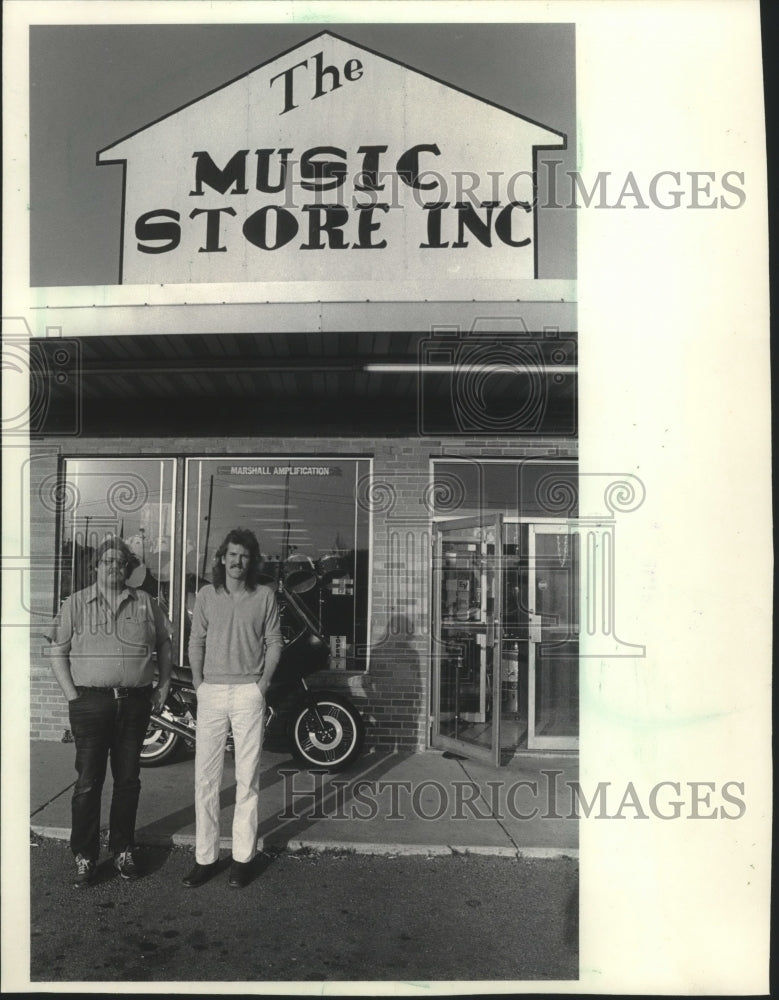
[527,523,579,750]
[431,515,503,765]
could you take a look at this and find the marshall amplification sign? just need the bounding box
[97,31,565,285]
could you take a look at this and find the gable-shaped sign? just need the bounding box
[97,31,566,286]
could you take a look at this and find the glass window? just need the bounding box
[183,458,371,670]
[57,458,176,614]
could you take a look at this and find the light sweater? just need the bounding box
[188,583,283,684]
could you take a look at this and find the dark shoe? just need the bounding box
[73,854,95,888]
[228,859,253,889]
[182,862,218,888]
[114,848,141,881]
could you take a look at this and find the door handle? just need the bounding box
[529,612,542,644]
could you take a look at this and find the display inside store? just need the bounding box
[183,458,370,670]
[56,457,176,615]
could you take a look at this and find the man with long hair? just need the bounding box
[183,528,283,889]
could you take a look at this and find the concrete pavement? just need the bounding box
[30,740,579,858]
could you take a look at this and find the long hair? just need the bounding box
[211,528,264,591]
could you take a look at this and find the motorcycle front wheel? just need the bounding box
[289,695,365,772]
[141,717,182,767]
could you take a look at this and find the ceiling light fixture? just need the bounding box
[363,364,576,374]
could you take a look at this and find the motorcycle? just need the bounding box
[141,587,365,772]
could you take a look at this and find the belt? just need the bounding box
[75,685,152,700]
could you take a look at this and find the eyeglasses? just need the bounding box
[99,557,129,568]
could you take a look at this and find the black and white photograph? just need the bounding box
[1,0,771,994]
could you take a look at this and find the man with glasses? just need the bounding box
[46,535,173,887]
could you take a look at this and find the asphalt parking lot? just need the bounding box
[29,835,579,984]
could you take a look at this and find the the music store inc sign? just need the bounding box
[98,31,565,286]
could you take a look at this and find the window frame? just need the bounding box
[55,455,178,615]
[181,455,373,672]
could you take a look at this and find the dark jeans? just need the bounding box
[68,686,152,862]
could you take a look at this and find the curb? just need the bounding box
[30,825,578,860]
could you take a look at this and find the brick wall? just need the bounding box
[29,435,576,748]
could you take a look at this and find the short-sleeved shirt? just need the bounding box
[45,584,171,687]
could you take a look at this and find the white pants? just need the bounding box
[194,682,265,864]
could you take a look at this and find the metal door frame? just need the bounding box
[430,514,503,765]
[527,521,580,751]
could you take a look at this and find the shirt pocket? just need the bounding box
[116,610,154,652]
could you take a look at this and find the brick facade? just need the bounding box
[29,434,576,749]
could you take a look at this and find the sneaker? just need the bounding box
[114,848,140,881]
[73,854,95,888]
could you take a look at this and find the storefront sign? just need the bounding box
[219,464,341,476]
[97,31,565,285]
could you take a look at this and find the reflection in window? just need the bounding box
[184,459,370,670]
[57,458,176,614]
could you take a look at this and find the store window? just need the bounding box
[183,458,371,670]
[56,458,176,613]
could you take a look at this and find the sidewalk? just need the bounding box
[30,740,579,858]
